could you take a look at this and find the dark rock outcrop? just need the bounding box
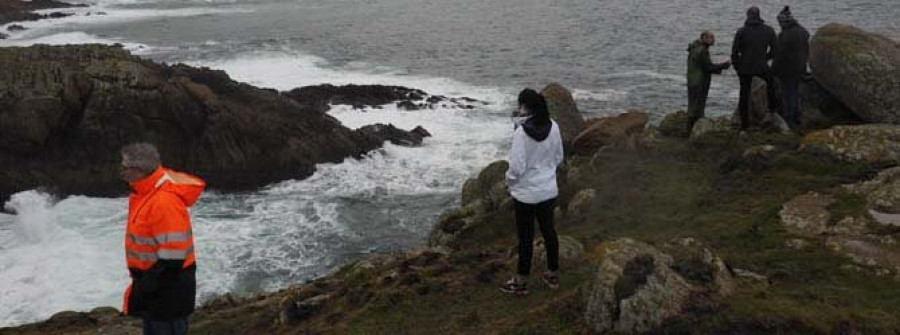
[571,110,648,156]
[7,24,27,32]
[357,124,432,147]
[283,84,484,111]
[798,79,862,130]
[0,45,429,202]
[541,83,584,146]
[0,0,84,26]
[430,160,511,248]
[810,23,900,124]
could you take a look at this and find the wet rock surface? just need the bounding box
[0,0,84,26]
[283,84,485,112]
[0,45,431,202]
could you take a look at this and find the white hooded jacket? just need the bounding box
[506,120,564,204]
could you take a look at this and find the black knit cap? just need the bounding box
[778,6,797,26]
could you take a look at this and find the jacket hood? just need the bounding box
[522,117,552,142]
[745,16,765,26]
[688,39,705,52]
[131,167,206,207]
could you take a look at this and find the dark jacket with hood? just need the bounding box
[731,15,777,75]
[687,39,730,88]
[772,21,810,81]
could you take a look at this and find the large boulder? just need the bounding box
[729,78,792,133]
[541,83,584,145]
[459,160,510,210]
[0,45,429,201]
[583,238,742,333]
[779,192,836,236]
[690,117,732,141]
[583,239,693,333]
[733,77,776,129]
[430,160,511,248]
[571,110,648,155]
[657,110,690,138]
[844,167,900,215]
[800,125,900,166]
[799,79,862,130]
[810,23,900,124]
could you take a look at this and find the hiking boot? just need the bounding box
[542,271,559,290]
[499,277,528,295]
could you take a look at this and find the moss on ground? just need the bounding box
[168,132,900,334]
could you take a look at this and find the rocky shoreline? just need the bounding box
[0,45,486,206]
[3,23,900,334]
[0,0,84,35]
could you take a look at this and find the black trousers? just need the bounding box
[779,77,801,130]
[687,84,710,132]
[142,317,188,335]
[515,198,559,276]
[738,73,779,130]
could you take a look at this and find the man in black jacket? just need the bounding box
[732,6,779,130]
[772,6,810,133]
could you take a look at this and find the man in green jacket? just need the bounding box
[687,31,732,132]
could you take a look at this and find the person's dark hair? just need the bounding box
[517,88,550,126]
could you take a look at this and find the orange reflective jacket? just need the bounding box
[122,166,205,318]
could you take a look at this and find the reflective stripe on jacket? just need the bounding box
[122,166,205,320]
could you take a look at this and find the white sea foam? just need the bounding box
[0,45,515,327]
[0,31,151,54]
[190,51,512,104]
[0,6,253,42]
[0,192,127,327]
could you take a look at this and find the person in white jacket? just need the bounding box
[500,88,565,295]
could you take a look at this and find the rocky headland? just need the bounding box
[0,45,455,206]
[3,23,900,334]
[0,0,84,34]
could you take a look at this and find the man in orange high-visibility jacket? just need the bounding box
[120,143,205,335]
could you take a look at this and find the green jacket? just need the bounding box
[687,40,729,88]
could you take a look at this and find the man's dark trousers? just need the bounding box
[779,77,801,130]
[142,317,188,335]
[737,72,779,130]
